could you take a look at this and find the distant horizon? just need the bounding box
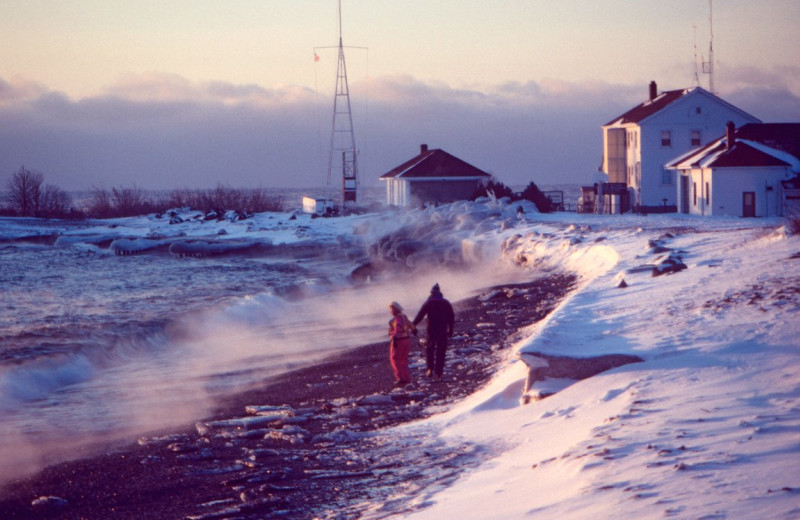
[2,2,799,190]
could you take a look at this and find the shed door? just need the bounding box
[742,192,756,218]
[680,176,690,214]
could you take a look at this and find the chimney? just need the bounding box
[649,81,658,102]
[420,144,429,154]
[725,121,736,150]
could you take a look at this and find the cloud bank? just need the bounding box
[1,70,798,192]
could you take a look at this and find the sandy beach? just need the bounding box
[0,273,576,520]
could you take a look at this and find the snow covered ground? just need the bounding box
[2,199,799,518]
[388,211,800,519]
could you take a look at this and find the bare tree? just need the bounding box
[88,186,113,217]
[39,184,72,216]
[111,185,147,215]
[6,166,44,216]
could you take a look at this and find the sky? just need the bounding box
[1,0,799,192]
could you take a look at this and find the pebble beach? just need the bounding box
[0,273,576,520]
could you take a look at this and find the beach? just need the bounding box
[0,273,576,520]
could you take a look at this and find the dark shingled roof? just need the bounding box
[709,142,791,168]
[668,123,800,170]
[605,88,690,126]
[380,147,491,179]
[735,123,800,159]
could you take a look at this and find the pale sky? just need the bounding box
[1,1,799,191]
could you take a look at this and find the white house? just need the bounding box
[379,144,492,207]
[667,122,800,217]
[602,81,760,210]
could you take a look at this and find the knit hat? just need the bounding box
[389,301,403,311]
[431,283,442,295]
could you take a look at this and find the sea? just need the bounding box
[0,184,579,482]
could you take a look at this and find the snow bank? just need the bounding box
[399,219,800,520]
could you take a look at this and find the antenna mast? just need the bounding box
[701,0,715,94]
[327,0,358,208]
[692,25,700,87]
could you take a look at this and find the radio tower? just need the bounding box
[701,0,716,94]
[327,0,358,208]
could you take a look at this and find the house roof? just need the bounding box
[605,88,690,126]
[604,86,760,127]
[667,123,800,172]
[736,123,800,159]
[379,146,491,180]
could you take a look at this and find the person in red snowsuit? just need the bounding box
[388,301,415,387]
[412,283,455,380]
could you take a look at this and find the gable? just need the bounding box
[380,148,491,180]
[668,122,800,172]
[604,86,760,128]
[605,88,689,126]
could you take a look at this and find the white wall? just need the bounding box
[636,90,759,207]
[708,166,788,217]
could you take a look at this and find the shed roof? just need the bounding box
[667,123,800,171]
[380,146,491,180]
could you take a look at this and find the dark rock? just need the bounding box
[652,253,688,276]
[31,496,68,511]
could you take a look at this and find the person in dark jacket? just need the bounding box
[413,283,455,380]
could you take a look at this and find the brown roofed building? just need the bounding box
[666,122,800,217]
[601,81,760,210]
[379,144,492,207]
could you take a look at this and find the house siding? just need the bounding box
[680,166,789,217]
[603,87,760,209]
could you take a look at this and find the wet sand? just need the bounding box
[0,273,576,520]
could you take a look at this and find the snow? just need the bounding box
[394,213,800,520]
[2,201,799,518]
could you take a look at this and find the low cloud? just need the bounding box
[1,71,798,193]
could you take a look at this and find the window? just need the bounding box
[695,106,702,114]
[705,182,710,205]
[661,130,672,147]
[691,130,702,147]
[693,182,697,206]
[662,168,673,185]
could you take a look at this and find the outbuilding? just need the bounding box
[667,122,800,217]
[302,195,335,216]
[379,144,492,207]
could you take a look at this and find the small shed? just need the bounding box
[379,144,492,207]
[302,196,334,216]
[667,122,800,217]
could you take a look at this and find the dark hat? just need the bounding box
[431,283,441,295]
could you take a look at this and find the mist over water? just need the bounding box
[0,200,538,482]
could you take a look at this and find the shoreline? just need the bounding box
[0,273,577,520]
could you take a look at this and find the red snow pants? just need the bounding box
[390,336,411,383]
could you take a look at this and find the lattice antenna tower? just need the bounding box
[328,0,359,207]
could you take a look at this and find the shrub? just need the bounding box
[87,185,160,218]
[165,184,282,214]
[520,181,554,213]
[470,179,515,201]
[786,206,800,235]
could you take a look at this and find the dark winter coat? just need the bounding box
[413,294,455,337]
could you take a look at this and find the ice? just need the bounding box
[2,199,799,518]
